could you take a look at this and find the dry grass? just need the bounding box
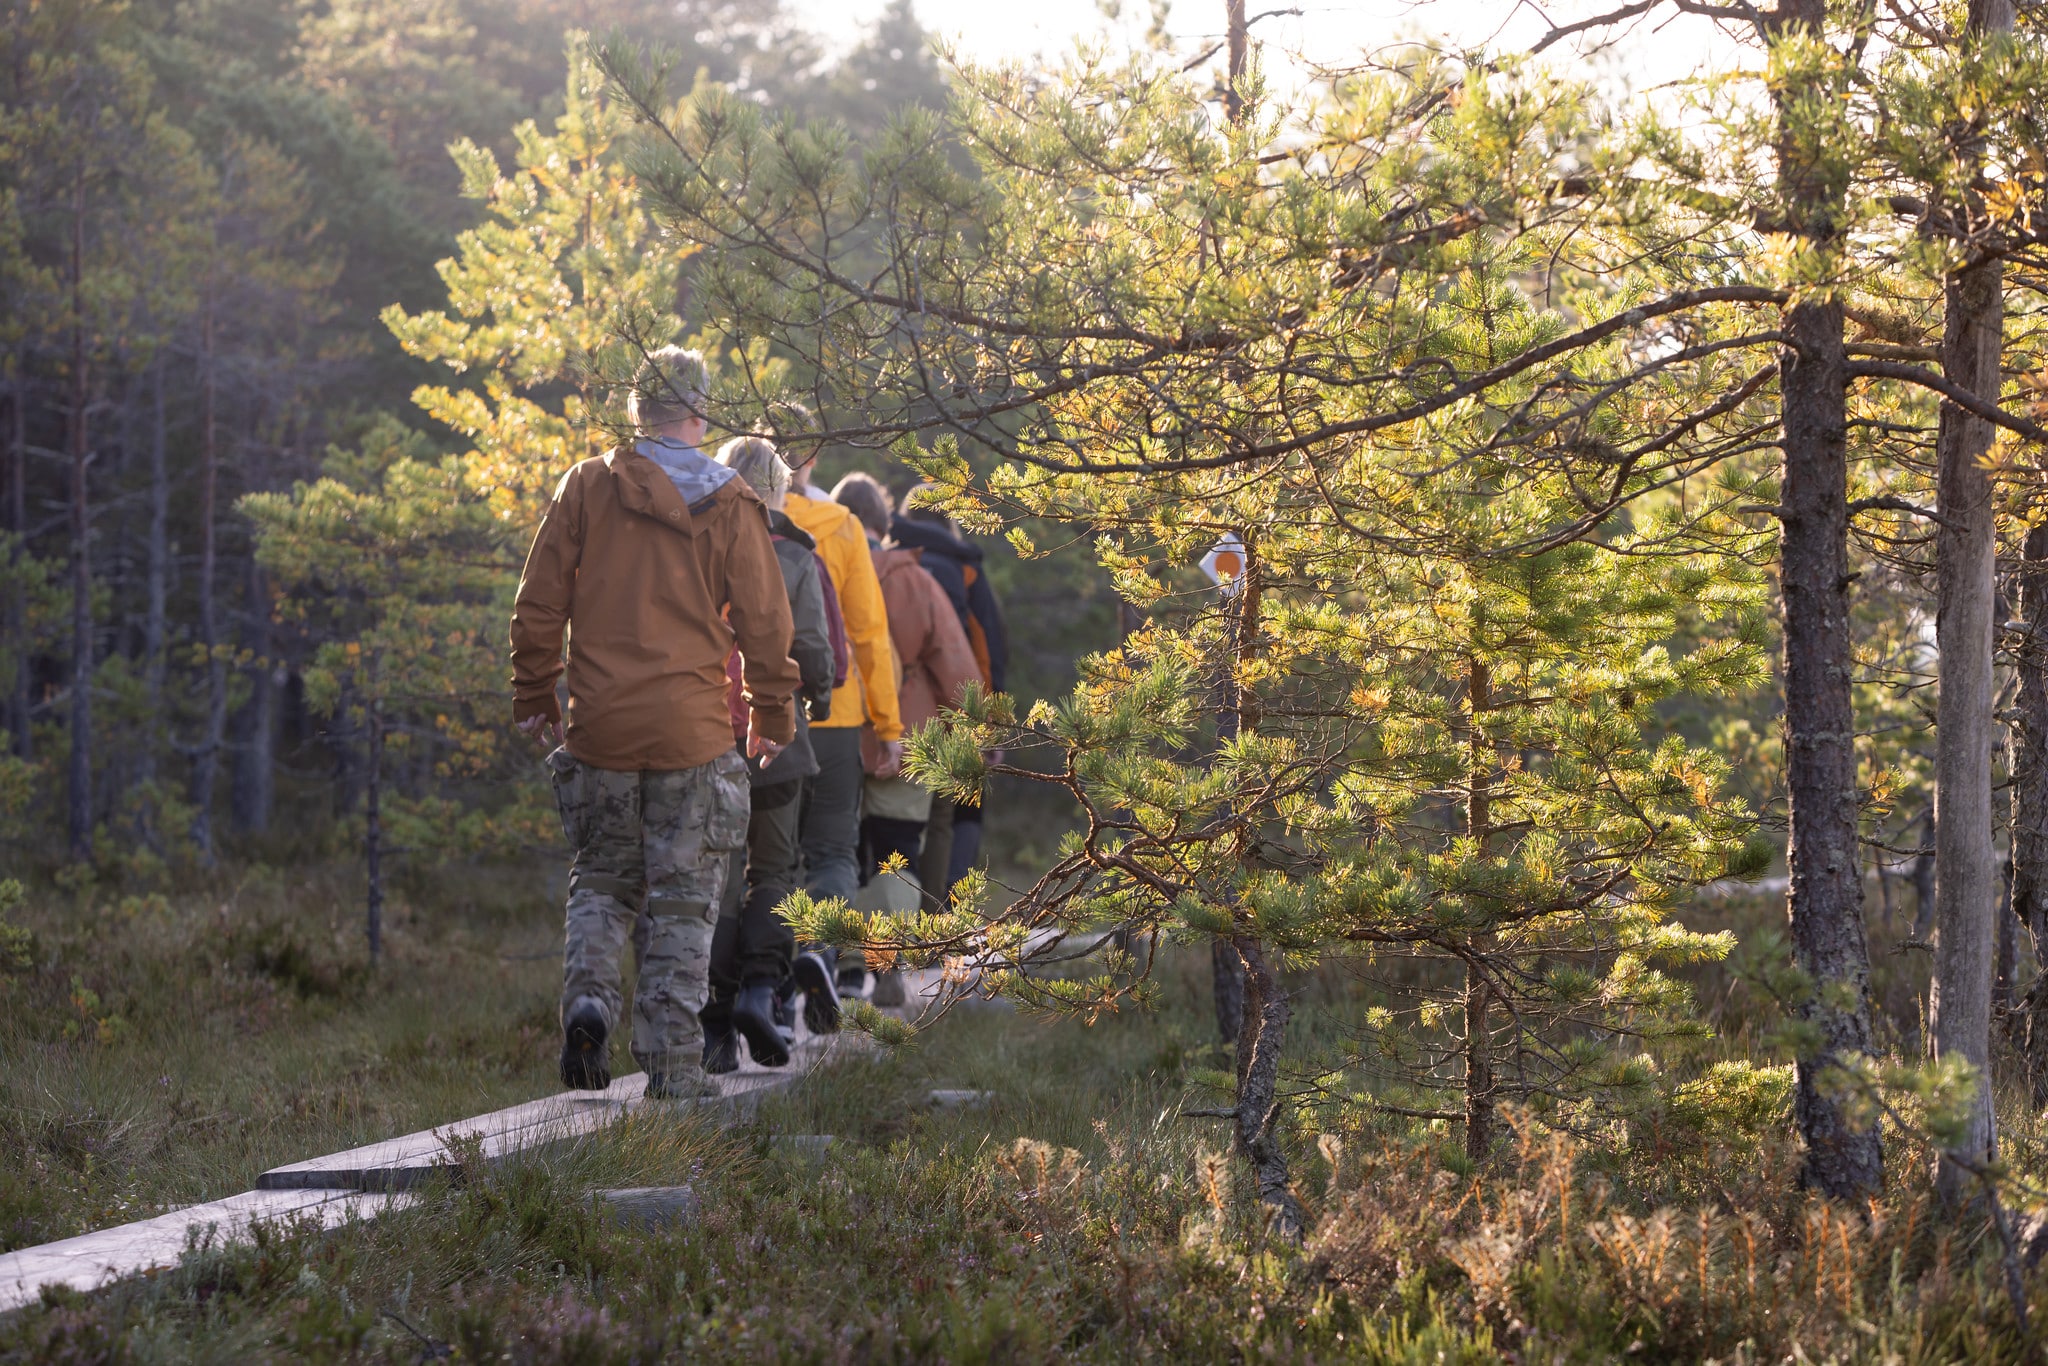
[1308,1109,2036,1362]
[1,868,2045,1362]
[0,860,565,1249]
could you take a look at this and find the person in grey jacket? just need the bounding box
[702,436,837,1071]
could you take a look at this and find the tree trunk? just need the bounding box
[1781,292,1883,1198]
[1912,805,1938,942]
[1211,548,1248,1044]
[6,349,28,760]
[1876,844,1896,930]
[365,671,385,965]
[1770,0,1882,1200]
[1465,655,1497,1161]
[1209,8,1256,1045]
[2007,499,2048,1099]
[1994,865,2016,1017]
[1231,934,1303,1237]
[1211,939,1245,1045]
[65,173,93,861]
[1213,535,1295,1232]
[190,291,227,863]
[1931,255,2003,1195]
[1224,0,1248,123]
[142,362,169,786]
[232,557,275,834]
[1929,0,2013,1204]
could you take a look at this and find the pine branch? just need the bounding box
[1848,359,2048,446]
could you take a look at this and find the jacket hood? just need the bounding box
[605,445,764,534]
[872,543,923,577]
[788,489,853,526]
[769,511,815,550]
[636,436,737,504]
[889,514,982,564]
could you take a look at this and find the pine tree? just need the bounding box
[0,0,212,858]
[242,417,515,962]
[383,36,725,520]
[606,3,2048,1213]
[609,38,1806,1220]
[1751,0,1887,1203]
[254,39,778,956]
[1923,0,2014,1206]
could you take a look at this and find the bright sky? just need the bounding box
[783,0,1750,92]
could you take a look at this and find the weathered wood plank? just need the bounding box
[258,1034,850,1191]
[0,1190,407,1313]
[1,1023,858,1314]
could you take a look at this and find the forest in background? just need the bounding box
[8,0,2042,1175]
[0,0,1116,892]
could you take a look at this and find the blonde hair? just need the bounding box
[628,346,708,430]
[718,435,791,502]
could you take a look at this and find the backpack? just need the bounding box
[816,551,850,688]
[725,536,848,738]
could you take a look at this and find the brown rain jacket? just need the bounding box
[871,543,980,737]
[510,446,800,772]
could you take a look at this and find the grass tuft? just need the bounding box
[1,865,2045,1362]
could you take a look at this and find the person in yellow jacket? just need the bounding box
[781,446,902,1024]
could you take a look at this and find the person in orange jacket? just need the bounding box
[780,444,902,1019]
[510,346,798,1099]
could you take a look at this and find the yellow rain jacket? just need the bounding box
[785,490,903,741]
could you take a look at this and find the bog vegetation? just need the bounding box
[9,0,2048,1360]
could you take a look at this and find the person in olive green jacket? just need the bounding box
[701,436,837,1073]
[510,346,799,1100]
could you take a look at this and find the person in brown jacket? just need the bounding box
[510,346,800,1100]
[831,473,979,896]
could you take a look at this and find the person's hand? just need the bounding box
[746,718,785,762]
[517,714,561,748]
[875,739,905,779]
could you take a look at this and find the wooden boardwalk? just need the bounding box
[0,1032,854,1313]
[0,1190,409,1313]
[255,1059,807,1192]
[0,951,1049,1314]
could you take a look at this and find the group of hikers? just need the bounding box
[508,348,1007,1098]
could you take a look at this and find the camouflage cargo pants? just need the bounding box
[548,746,750,1082]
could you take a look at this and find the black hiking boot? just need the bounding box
[793,950,841,1035]
[732,983,791,1067]
[560,1001,611,1091]
[703,1012,740,1075]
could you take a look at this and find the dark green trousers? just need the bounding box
[709,779,803,999]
